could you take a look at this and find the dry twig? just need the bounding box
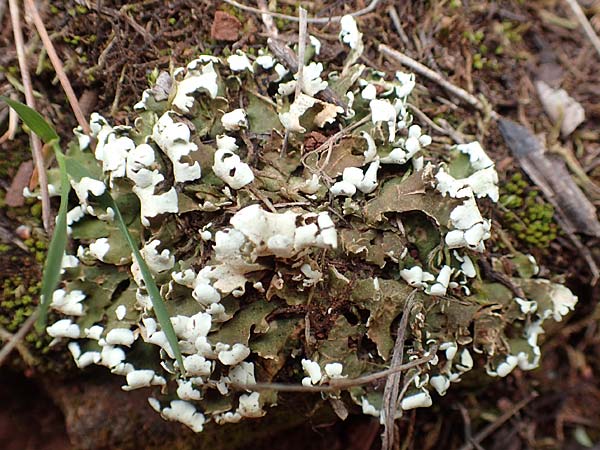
[24,0,91,135]
[256,0,278,38]
[387,5,410,48]
[230,347,437,393]
[0,92,18,145]
[8,0,52,233]
[0,309,38,367]
[564,0,600,58]
[457,392,538,450]
[222,0,382,24]
[379,44,499,120]
[381,291,417,450]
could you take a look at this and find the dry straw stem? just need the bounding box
[564,0,600,59]
[381,292,416,450]
[8,0,52,233]
[379,44,499,121]
[294,7,308,100]
[230,347,438,393]
[222,0,381,23]
[0,309,38,367]
[457,392,538,450]
[256,0,278,38]
[0,92,18,144]
[386,5,410,48]
[24,0,91,135]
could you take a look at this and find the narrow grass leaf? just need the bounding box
[108,197,186,374]
[36,147,70,331]
[0,96,59,143]
[65,156,185,374]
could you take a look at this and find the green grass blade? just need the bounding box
[108,197,185,374]
[0,96,59,144]
[36,146,70,331]
[64,156,185,374]
[0,97,70,332]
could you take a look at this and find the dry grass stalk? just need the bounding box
[8,0,52,232]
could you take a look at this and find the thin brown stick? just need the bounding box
[457,392,538,450]
[222,0,382,24]
[387,5,410,48]
[382,291,417,450]
[564,0,600,58]
[8,0,52,233]
[294,7,308,100]
[230,347,437,393]
[379,44,499,120]
[0,309,38,367]
[24,0,91,135]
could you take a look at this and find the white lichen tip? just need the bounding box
[105,328,136,347]
[72,177,106,203]
[47,319,80,339]
[217,343,251,366]
[115,305,127,320]
[213,136,255,189]
[67,342,101,369]
[430,375,450,396]
[400,390,432,410]
[549,284,578,321]
[299,62,328,96]
[456,141,494,171]
[51,289,86,316]
[183,354,212,377]
[339,15,362,50]
[331,161,380,197]
[255,53,275,70]
[122,369,166,391]
[427,265,453,296]
[84,325,104,340]
[221,108,248,131]
[400,266,435,288]
[301,359,322,386]
[324,362,345,379]
[172,61,218,113]
[152,112,202,183]
[161,400,206,433]
[89,238,110,262]
[278,93,316,133]
[100,345,126,368]
[227,51,254,73]
[176,379,202,401]
[361,397,380,417]
[237,392,265,418]
[370,99,398,142]
[140,240,175,273]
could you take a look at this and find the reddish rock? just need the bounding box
[211,11,242,42]
[5,160,33,207]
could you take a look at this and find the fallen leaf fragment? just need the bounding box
[535,80,585,137]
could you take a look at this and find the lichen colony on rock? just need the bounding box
[39,16,577,432]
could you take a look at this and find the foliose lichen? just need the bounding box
[36,16,577,432]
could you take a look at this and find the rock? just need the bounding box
[5,161,33,207]
[211,11,241,42]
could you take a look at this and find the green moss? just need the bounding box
[500,173,558,249]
